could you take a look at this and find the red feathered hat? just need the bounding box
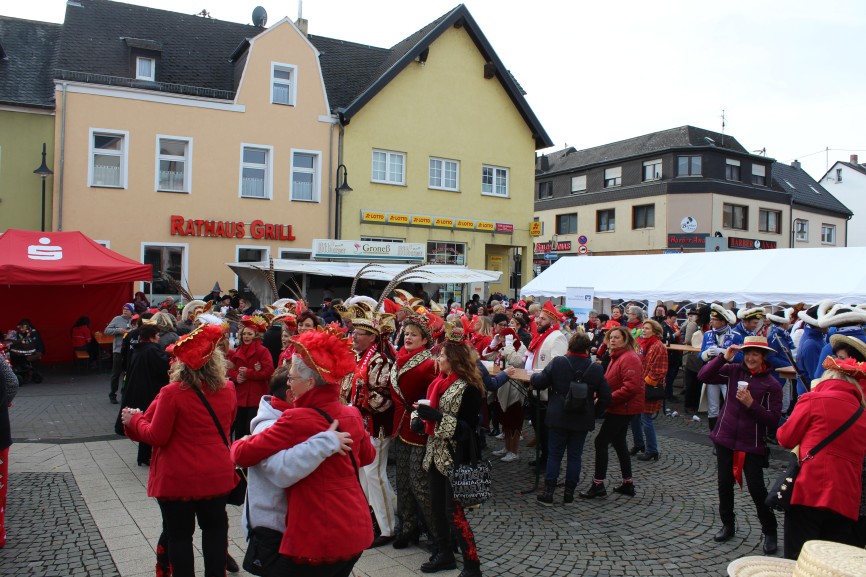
[240,315,268,334]
[289,325,356,385]
[383,298,400,315]
[168,324,225,370]
[539,300,563,323]
[823,355,866,379]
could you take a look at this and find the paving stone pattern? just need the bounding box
[0,472,120,577]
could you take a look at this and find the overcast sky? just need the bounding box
[7,0,866,181]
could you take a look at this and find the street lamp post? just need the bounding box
[334,164,353,240]
[33,142,53,232]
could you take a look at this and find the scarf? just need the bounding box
[349,343,378,407]
[747,361,769,376]
[425,371,459,436]
[567,352,589,358]
[627,319,642,331]
[528,325,557,354]
[638,335,659,357]
[396,345,426,369]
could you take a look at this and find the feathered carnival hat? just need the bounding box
[196,312,230,334]
[181,299,212,323]
[823,355,866,379]
[382,297,401,315]
[710,303,737,325]
[167,324,225,370]
[737,306,766,321]
[539,300,563,323]
[289,325,356,385]
[240,315,268,334]
[350,306,396,337]
[392,289,423,312]
[443,320,467,345]
[402,312,434,341]
[558,306,575,319]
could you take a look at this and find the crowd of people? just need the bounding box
[6,277,862,573]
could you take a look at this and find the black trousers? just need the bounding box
[429,468,480,568]
[682,368,702,410]
[784,504,854,560]
[715,444,777,533]
[271,554,361,577]
[232,406,258,440]
[157,496,228,577]
[529,396,548,464]
[110,353,123,395]
[592,413,632,481]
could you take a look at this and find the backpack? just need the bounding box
[562,357,589,414]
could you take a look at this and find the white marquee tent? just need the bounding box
[520,247,866,305]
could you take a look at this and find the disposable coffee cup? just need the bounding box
[737,381,749,391]
[417,399,431,406]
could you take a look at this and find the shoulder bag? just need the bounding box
[191,386,247,506]
[766,406,864,511]
[645,383,666,402]
[242,493,283,576]
[448,423,492,507]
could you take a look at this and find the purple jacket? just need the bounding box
[699,355,782,454]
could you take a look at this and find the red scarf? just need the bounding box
[748,361,769,376]
[627,319,642,331]
[567,352,589,358]
[639,335,659,356]
[396,345,427,368]
[349,343,378,407]
[528,325,557,354]
[425,371,459,436]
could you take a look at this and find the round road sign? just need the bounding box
[578,245,588,254]
[578,235,588,245]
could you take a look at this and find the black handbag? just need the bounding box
[242,485,284,576]
[447,424,491,507]
[191,386,247,506]
[766,406,863,512]
[645,384,666,402]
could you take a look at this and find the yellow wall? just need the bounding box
[791,208,847,248]
[53,20,333,296]
[0,109,55,232]
[339,26,538,296]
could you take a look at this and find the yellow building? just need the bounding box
[318,6,552,302]
[51,0,332,299]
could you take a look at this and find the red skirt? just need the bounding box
[500,402,524,433]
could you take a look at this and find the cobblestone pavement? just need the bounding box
[4,371,790,576]
[1,472,119,576]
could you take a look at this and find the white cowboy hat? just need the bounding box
[727,540,866,577]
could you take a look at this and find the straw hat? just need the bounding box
[740,335,776,354]
[830,334,866,363]
[727,540,866,577]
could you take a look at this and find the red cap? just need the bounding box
[289,325,356,385]
[540,300,563,322]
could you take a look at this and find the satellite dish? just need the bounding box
[252,6,267,27]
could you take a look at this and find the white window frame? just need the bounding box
[428,157,460,192]
[235,245,271,290]
[136,57,155,81]
[271,62,297,106]
[88,128,129,189]
[239,143,274,199]
[289,149,321,202]
[794,219,809,242]
[604,166,622,188]
[821,224,836,245]
[642,159,662,181]
[571,175,587,193]
[481,164,509,197]
[154,135,192,193]
[752,164,767,186]
[371,149,406,185]
[140,241,189,294]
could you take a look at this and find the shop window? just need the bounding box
[427,241,466,265]
[142,244,185,298]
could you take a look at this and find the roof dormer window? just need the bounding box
[136,57,155,81]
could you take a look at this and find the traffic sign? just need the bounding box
[578,245,588,255]
[544,253,559,261]
[578,235,588,245]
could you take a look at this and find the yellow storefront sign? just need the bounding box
[476,221,495,232]
[362,211,386,223]
[387,213,410,224]
[455,219,475,230]
[410,215,433,226]
[433,217,454,228]
[529,221,543,236]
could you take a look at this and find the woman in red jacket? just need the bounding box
[777,355,866,560]
[389,315,438,550]
[580,325,644,498]
[121,324,238,577]
[227,315,274,439]
[630,319,668,461]
[231,326,376,576]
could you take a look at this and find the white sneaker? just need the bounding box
[491,448,508,456]
[500,452,519,462]
[496,432,506,440]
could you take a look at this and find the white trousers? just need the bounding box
[359,435,397,537]
[706,383,727,419]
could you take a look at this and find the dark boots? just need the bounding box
[708,417,717,432]
[458,560,482,577]
[537,481,556,506]
[579,480,607,499]
[421,551,457,573]
[714,523,735,542]
[763,532,778,554]
[563,482,577,504]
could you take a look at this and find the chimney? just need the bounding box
[851,154,859,165]
[791,159,801,170]
[296,18,308,36]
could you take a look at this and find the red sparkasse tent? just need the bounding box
[0,229,151,363]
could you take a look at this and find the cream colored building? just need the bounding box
[52,2,332,299]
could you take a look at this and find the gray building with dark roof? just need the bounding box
[532,126,851,265]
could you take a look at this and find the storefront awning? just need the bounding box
[227,260,502,304]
